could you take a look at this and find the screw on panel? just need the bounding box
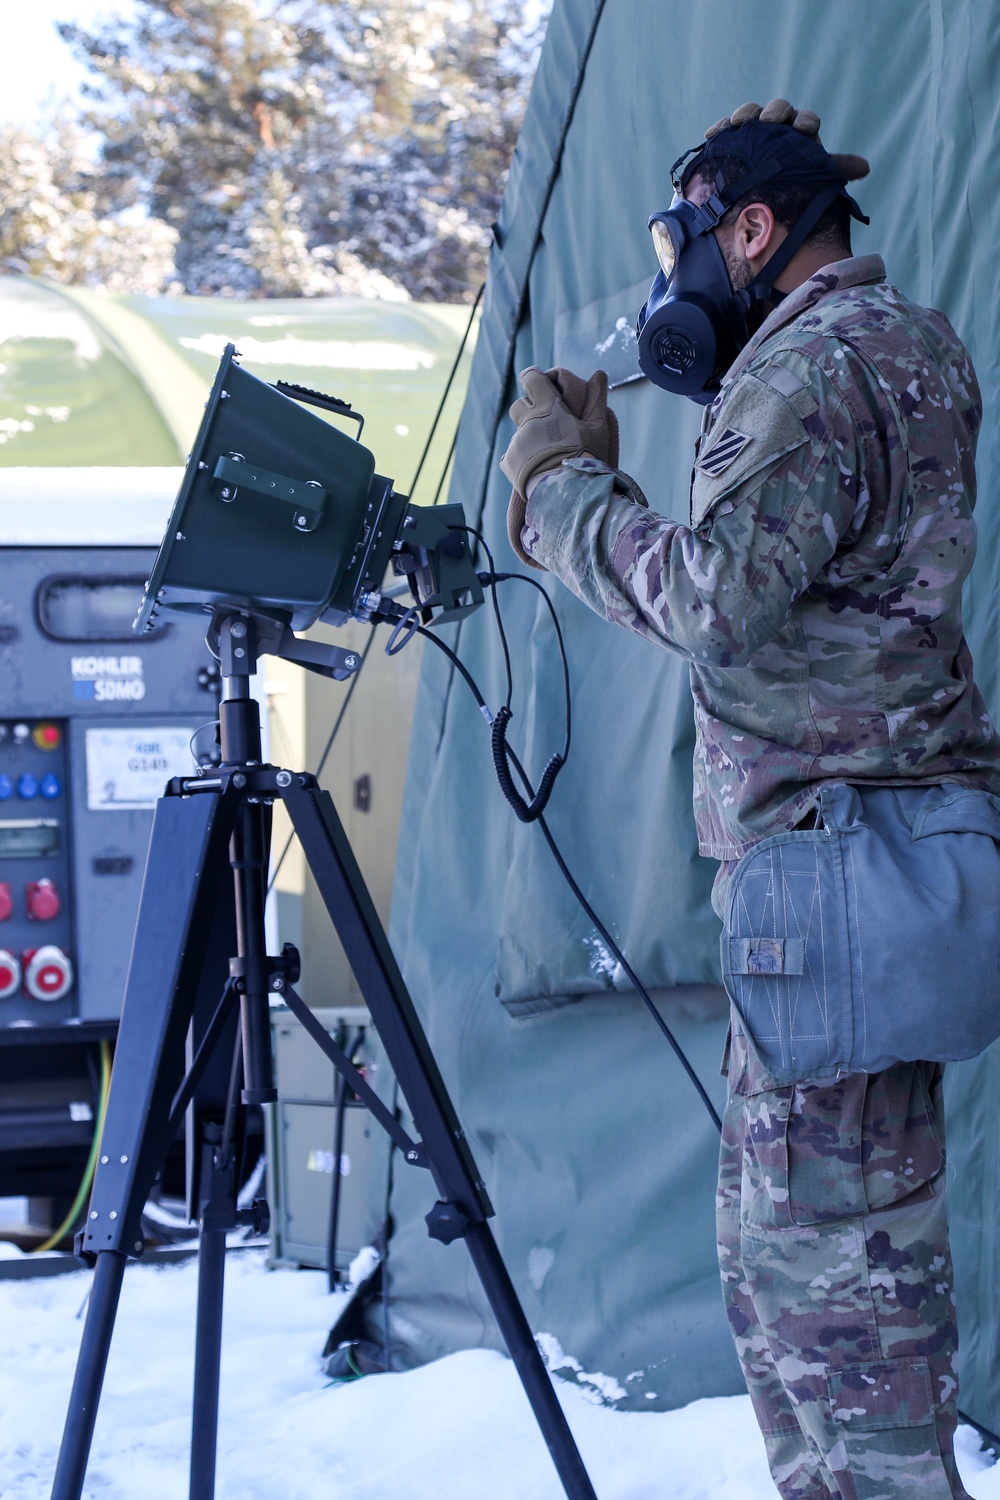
[101,1155,109,1165]
[233,774,247,788]
[90,1211,98,1220]
[109,1211,118,1220]
[275,771,292,787]
[120,1155,128,1164]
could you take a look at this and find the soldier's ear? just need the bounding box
[734,202,778,262]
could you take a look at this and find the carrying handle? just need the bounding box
[274,380,365,440]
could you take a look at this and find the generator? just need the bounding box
[0,468,222,1220]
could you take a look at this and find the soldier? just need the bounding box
[500,100,1000,1499]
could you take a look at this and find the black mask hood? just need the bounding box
[636,120,869,402]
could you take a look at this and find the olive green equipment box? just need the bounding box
[266,1004,379,1275]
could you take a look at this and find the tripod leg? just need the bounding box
[465,1223,596,1498]
[50,788,240,1500]
[281,779,598,1500]
[190,1221,227,1500]
[51,1252,128,1500]
[189,1031,245,1500]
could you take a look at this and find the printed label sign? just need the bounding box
[85,727,196,811]
[72,654,145,703]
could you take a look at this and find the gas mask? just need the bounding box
[636,195,754,405]
[636,122,869,404]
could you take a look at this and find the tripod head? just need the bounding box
[210,609,360,697]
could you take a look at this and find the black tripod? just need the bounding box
[50,613,597,1500]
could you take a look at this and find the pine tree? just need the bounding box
[324,0,541,300]
[48,0,545,300]
[58,0,355,296]
[0,117,177,293]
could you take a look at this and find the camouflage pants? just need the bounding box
[717,1023,969,1500]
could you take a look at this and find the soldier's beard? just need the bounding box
[719,235,773,334]
[719,236,754,292]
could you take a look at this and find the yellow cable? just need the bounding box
[33,1039,112,1254]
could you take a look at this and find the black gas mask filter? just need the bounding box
[636,121,869,404]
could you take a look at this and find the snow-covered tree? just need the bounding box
[325,0,542,299]
[0,119,177,294]
[48,0,547,300]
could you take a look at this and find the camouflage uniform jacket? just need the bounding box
[522,253,1000,858]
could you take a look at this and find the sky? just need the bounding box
[0,1,133,130]
[0,0,551,132]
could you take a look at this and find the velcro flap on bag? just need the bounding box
[729,936,806,976]
[911,787,1000,841]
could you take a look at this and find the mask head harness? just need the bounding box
[636,119,870,404]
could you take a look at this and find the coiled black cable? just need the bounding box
[490,707,564,824]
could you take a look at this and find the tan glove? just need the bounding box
[501,366,619,569]
[703,99,870,182]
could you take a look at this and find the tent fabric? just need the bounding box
[387,0,1000,1428]
[0,279,476,506]
[0,278,182,466]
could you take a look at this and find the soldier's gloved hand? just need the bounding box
[500,366,619,570]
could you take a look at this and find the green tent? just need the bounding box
[385,0,1000,1431]
[0,276,473,508]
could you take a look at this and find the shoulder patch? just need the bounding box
[696,426,752,477]
[688,372,811,530]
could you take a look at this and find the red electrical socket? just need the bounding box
[26,879,60,922]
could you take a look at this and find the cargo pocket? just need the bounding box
[825,1361,953,1499]
[728,1026,796,1231]
[860,1063,944,1212]
[785,1071,870,1226]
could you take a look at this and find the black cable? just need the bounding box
[266,292,483,892]
[407,282,484,501]
[412,623,491,715]
[485,570,572,759]
[431,421,462,508]
[453,526,513,710]
[266,625,378,896]
[454,529,570,825]
[509,749,723,1135]
[412,611,723,1135]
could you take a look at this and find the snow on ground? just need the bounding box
[0,1249,998,1499]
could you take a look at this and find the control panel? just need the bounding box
[0,473,234,1210]
[0,533,222,1030]
[0,718,74,1022]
